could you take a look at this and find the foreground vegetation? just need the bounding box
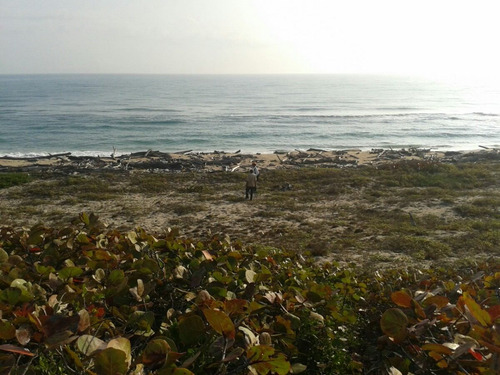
[0,159,498,373]
[0,213,499,374]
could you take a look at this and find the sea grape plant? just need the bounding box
[0,213,367,374]
[0,213,498,374]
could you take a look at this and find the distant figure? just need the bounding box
[245,169,257,200]
[252,161,260,181]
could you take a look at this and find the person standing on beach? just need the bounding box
[252,161,260,181]
[245,169,257,200]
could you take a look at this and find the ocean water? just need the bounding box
[0,74,499,157]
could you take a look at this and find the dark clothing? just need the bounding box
[246,186,256,200]
[246,172,257,200]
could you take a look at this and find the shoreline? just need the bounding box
[1,147,498,174]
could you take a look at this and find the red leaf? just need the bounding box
[0,344,35,356]
[488,305,500,321]
[468,348,484,361]
[391,291,412,308]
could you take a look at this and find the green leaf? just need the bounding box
[0,287,22,305]
[140,339,170,366]
[35,264,55,276]
[128,311,155,333]
[178,315,206,345]
[93,347,128,375]
[0,321,16,340]
[380,308,408,343]
[107,337,131,369]
[0,248,8,263]
[203,309,235,339]
[27,226,45,246]
[291,363,307,373]
[108,269,125,285]
[247,346,291,375]
[58,266,83,281]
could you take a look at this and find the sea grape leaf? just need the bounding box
[42,314,79,338]
[78,309,90,332]
[0,287,22,305]
[422,343,453,355]
[0,354,15,375]
[108,269,125,285]
[64,346,84,370]
[223,347,245,362]
[488,305,500,321]
[0,248,8,263]
[247,346,290,375]
[178,315,206,345]
[93,268,106,283]
[380,308,408,343]
[246,269,257,283]
[0,321,16,340]
[239,326,257,347]
[291,363,307,373]
[203,308,235,339]
[140,339,170,366]
[35,264,55,276]
[0,344,35,357]
[58,266,83,281]
[76,232,90,244]
[423,295,449,308]
[15,325,31,345]
[247,345,275,362]
[79,212,90,227]
[93,347,128,375]
[391,291,412,308]
[27,226,45,246]
[462,292,491,327]
[224,299,248,316]
[129,311,155,333]
[76,334,106,356]
[44,330,77,347]
[10,279,34,303]
[107,337,131,368]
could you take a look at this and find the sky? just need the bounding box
[1,0,500,78]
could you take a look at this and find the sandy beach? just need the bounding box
[1,147,498,269]
[1,147,497,173]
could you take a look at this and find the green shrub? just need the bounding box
[0,172,32,189]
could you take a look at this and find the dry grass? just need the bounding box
[0,160,498,269]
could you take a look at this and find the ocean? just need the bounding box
[0,74,499,157]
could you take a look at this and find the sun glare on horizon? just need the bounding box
[250,0,500,81]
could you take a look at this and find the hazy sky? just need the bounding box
[1,0,499,77]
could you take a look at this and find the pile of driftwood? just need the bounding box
[0,150,256,174]
[273,149,358,168]
[0,147,498,174]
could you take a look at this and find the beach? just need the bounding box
[1,147,498,269]
[1,147,496,173]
